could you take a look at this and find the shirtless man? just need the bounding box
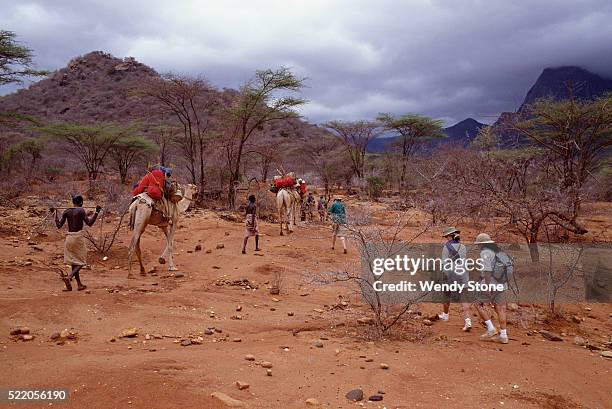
[52,195,101,291]
[242,194,261,254]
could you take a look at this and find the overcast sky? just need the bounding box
[2,0,612,125]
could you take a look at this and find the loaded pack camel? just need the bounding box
[276,187,300,235]
[127,184,197,276]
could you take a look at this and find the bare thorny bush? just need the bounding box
[83,182,132,254]
[309,207,433,339]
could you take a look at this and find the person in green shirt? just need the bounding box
[328,198,347,254]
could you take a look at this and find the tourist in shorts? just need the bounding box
[437,227,472,331]
[474,233,509,344]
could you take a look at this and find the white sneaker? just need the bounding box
[462,322,472,332]
[437,313,449,321]
[480,329,498,340]
[495,335,509,344]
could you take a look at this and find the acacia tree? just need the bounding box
[224,67,305,208]
[150,124,178,167]
[296,132,345,197]
[3,138,44,179]
[377,113,445,190]
[0,30,47,86]
[108,135,158,184]
[38,122,126,181]
[509,94,612,228]
[324,120,381,182]
[137,74,218,191]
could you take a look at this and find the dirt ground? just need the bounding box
[1,200,611,409]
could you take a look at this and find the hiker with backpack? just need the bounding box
[437,227,472,332]
[473,233,512,344]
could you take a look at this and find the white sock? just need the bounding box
[484,320,495,331]
[500,329,507,338]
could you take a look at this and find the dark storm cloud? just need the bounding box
[1,0,612,125]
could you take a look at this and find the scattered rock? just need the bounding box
[369,395,383,401]
[236,305,242,312]
[573,336,587,346]
[174,272,184,278]
[244,354,255,361]
[422,319,433,326]
[266,369,272,376]
[60,329,78,339]
[235,381,250,390]
[261,361,273,368]
[205,329,214,335]
[572,315,582,324]
[211,391,244,407]
[540,330,563,341]
[601,351,612,359]
[345,389,364,401]
[380,363,389,369]
[50,332,61,340]
[232,338,242,342]
[287,312,294,317]
[216,243,225,249]
[195,244,202,251]
[180,339,192,346]
[120,328,138,338]
[305,398,320,406]
[22,334,34,341]
[313,340,324,348]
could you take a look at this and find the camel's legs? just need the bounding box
[128,202,150,277]
[160,224,178,271]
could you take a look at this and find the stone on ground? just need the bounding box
[345,389,364,401]
[540,330,563,341]
[211,392,244,407]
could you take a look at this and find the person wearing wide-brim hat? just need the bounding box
[473,233,509,344]
[437,227,472,332]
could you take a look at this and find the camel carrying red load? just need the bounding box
[273,175,295,188]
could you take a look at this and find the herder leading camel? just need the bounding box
[127,184,197,276]
[276,187,300,235]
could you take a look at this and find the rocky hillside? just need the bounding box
[0,51,320,142]
[0,51,163,123]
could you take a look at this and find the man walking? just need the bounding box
[242,194,261,254]
[53,195,101,291]
[328,198,347,254]
[437,227,472,332]
[474,233,510,344]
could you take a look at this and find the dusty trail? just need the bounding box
[1,206,611,409]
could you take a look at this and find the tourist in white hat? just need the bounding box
[437,227,472,332]
[474,233,509,344]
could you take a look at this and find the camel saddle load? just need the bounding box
[132,166,183,221]
[270,172,307,195]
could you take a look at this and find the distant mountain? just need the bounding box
[367,117,485,152]
[519,66,612,111]
[493,66,612,141]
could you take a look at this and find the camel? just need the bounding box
[127,184,197,276]
[276,187,300,235]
